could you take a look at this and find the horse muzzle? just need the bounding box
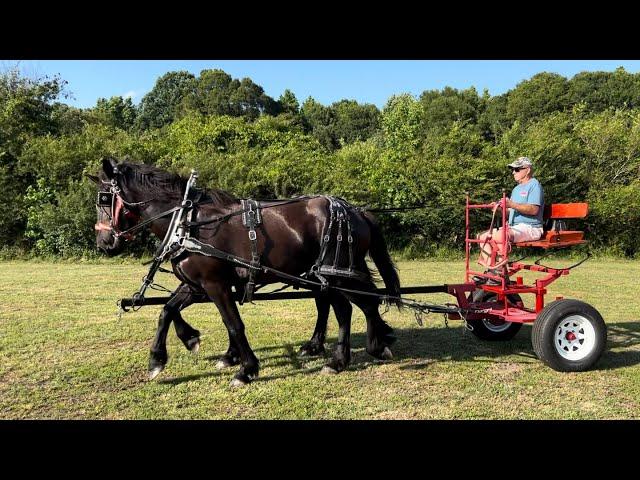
[95,222,135,241]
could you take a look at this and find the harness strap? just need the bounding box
[185,198,304,228]
[311,196,359,282]
[241,199,262,304]
[333,208,343,269]
[128,171,199,307]
[314,196,336,272]
[115,205,185,238]
[347,215,354,273]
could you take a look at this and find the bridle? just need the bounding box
[95,170,192,242]
[94,177,153,241]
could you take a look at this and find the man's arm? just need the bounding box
[505,198,539,216]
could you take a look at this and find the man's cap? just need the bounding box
[508,156,533,169]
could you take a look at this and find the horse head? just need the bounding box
[89,157,141,256]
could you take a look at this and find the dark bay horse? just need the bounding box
[91,157,401,386]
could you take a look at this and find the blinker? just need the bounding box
[97,192,113,206]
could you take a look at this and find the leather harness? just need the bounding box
[241,199,262,303]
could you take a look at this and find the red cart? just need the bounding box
[443,193,607,372]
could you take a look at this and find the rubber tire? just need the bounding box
[532,299,607,372]
[467,290,523,341]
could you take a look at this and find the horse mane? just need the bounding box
[118,161,238,205]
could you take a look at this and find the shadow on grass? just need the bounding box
[600,321,640,371]
[383,320,640,372]
[161,320,640,384]
[157,371,225,385]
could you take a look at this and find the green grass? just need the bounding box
[1,258,639,419]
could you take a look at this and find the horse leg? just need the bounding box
[321,292,353,374]
[215,330,242,369]
[204,281,259,387]
[343,282,396,360]
[362,299,396,360]
[171,287,201,353]
[148,283,194,380]
[299,294,329,356]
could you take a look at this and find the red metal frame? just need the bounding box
[446,193,574,324]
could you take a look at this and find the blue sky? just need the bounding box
[5,60,640,109]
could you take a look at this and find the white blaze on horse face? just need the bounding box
[95,203,124,254]
[95,205,112,234]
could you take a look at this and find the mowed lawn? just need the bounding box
[1,258,639,419]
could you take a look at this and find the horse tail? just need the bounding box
[362,211,402,309]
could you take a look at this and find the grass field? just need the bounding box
[1,258,639,419]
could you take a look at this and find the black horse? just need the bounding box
[91,157,401,386]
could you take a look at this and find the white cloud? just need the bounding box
[122,90,138,100]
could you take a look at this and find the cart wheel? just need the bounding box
[467,290,523,341]
[532,299,607,372]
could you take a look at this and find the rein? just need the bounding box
[113,205,185,238]
[359,204,429,213]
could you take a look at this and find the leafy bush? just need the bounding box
[589,182,640,257]
[4,68,640,258]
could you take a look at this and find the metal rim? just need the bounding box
[482,319,513,333]
[554,314,596,361]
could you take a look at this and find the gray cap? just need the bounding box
[508,156,533,169]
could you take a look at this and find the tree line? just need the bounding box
[1,66,639,258]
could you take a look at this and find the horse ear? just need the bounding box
[85,174,100,185]
[102,157,119,179]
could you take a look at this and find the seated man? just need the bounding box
[477,156,544,273]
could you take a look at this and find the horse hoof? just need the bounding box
[230,378,247,388]
[299,344,325,357]
[321,365,338,375]
[230,377,248,388]
[188,337,200,355]
[148,366,164,381]
[381,347,393,360]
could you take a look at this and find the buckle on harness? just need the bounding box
[249,230,257,241]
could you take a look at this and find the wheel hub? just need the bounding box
[554,315,596,361]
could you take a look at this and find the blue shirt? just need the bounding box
[508,178,544,227]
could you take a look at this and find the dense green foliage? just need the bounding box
[2,65,639,258]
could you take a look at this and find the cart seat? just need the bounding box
[515,203,588,249]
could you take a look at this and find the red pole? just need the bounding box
[502,190,507,290]
[501,190,508,310]
[536,281,545,312]
[502,190,507,263]
[465,193,470,282]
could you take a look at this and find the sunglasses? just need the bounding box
[510,167,526,172]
